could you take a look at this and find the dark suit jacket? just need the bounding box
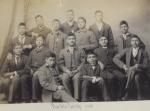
[113,48,149,70]
[37,64,60,101]
[58,47,85,72]
[89,22,114,47]
[94,47,118,70]
[60,21,78,34]
[81,63,102,81]
[9,35,35,55]
[116,33,145,52]
[1,54,30,76]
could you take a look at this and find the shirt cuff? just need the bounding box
[14,71,18,76]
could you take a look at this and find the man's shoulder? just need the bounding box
[103,22,111,28]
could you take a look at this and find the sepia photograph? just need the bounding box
[0,0,150,110]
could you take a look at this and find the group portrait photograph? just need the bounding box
[0,0,149,106]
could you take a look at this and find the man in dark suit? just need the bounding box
[1,44,31,103]
[113,36,149,100]
[58,33,85,101]
[94,36,126,100]
[37,52,77,102]
[89,10,114,47]
[46,19,67,60]
[116,20,145,52]
[26,35,52,102]
[28,15,52,43]
[61,9,78,34]
[80,51,109,102]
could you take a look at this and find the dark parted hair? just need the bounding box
[95,10,103,15]
[36,34,44,40]
[66,9,74,13]
[67,32,76,37]
[120,20,128,27]
[45,52,56,58]
[18,22,26,27]
[35,14,43,19]
[78,17,86,23]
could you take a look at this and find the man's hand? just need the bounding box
[92,76,97,84]
[57,85,64,90]
[6,53,13,61]
[123,65,128,72]
[133,64,140,69]
[4,72,14,78]
[98,61,105,70]
[65,69,72,76]
[95,77,104,84]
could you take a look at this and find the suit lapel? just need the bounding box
[126,48,132,67]
[137,49,142,64]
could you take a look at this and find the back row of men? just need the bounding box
[0,9,148,103]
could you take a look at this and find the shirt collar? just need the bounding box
[78,28,87,33]
[67,21,75,26]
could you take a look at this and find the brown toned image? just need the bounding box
[0,0,150,110]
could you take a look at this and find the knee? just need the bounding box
[82,80,90,88]
[72,73,80,82]
[62,73,70,82]
[32,72,39,81]
[134,74,140,83]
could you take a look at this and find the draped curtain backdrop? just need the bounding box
[0,0,150,71]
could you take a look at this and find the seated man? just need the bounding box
[26,35,52,102]
[81,51,110,102]
[94,36,126,100]
[58,32,85,101]
[37,52,77,102]
[1,44,31,103]
[113,36,149,100]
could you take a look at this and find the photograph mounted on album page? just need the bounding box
[0,0,149,111]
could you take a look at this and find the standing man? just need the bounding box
[61,9,78,34]
[46,19,67,59]
[89,10,114,47]
[28,15,51,42]
[75,17,98,52]
[26,35,52,102]
[37,52,77,102]
[116,20,145,52]
[59,33,85,101]
[113,36,149,100]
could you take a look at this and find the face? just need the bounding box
[35,16,44,27]
[67,36,76,46]
[120,24,129,34]
[99,37,108,47]
[36,37,44,47]
[67,11,74,22]
[45,57,56,67]
[87,54,97,65]
[131,37,140,48]
[95,12,103,23]
[13,45,22,55]
[18,25,26,35]
[78,18,86,29]
[52,21,60,31]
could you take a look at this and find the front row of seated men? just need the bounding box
[0,32,149,103]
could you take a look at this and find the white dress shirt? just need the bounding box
[132,47,139,57]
